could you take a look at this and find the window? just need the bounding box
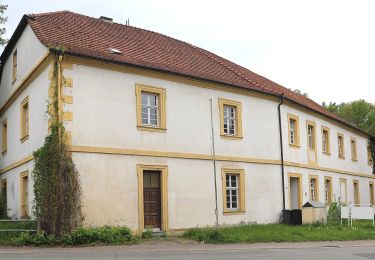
[368,144,373,166]
[309,175,319,202]
[142,92,158,126]
[219,99,243,139]
[339,178,347,203]
[223,105,236,135]
[350,137,357,161]
[353,180,360,205]
[288,114,300,147]
[324,177,332,205]
[20,171,29,218]
[20,97,29,141]
[221,168,245,214]
[12,50,17,83]
[337,133,345,159]
[226,174,239,210]
[2,120,7,155]
[307,122,316,150]
[321,126,330,154]
[370,182,374,205]
[135,84,166,132]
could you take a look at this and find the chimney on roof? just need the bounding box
[99,16,113,23]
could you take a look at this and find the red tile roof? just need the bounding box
[23,11,365,134]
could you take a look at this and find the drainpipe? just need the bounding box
[278,94,286,210]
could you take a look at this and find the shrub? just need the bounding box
[11,231,57,246]
[62,226,135,245]
[142,226,153,239]
[328,202,341,222]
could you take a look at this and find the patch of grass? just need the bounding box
[183,221,375,244]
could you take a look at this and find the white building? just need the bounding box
[0,11,373,232]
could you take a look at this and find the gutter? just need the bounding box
[278,94,286,210]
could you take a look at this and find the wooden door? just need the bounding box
[143,171,161,229]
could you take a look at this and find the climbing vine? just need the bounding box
[32,52,82,237]
[370,136,375,174]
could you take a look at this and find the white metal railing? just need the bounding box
[341,203,374,226]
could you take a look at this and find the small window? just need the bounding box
[370,182,374,206]
[135,84,166,131]
[324,177,332,204]
[321,126,330,154]
[222,168,245,214]
[219,99,243,139]
[20,97,29,141]
[368,144,373,166]
[350,137,357,161]
[2,120,7,155]
[309,176,319,202]
[353,180,360,205]
[307,122,316,151]
[338,134,345,159]
[288,114,300,147]
[12,50,17,83]
[20,171,29,218]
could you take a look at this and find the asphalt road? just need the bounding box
[2,240,375,259]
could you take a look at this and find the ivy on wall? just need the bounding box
[370,136,375,174]
[32,52,82,237]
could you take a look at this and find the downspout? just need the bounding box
[57,53,63,122]
[278,94,286,210]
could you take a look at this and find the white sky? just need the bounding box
[3,0,375,105]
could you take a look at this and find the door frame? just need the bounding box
[288,173,303,209]
[137,164,168,232]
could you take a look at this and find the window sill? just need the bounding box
[322,151,331,156]
[223,210,246,215]
[20,135,29,143]
[352,159,358,162]
[1,150,7,156]
[137,126,166,133]
[338,156,345,160]
[221,134,243,140]
[289,144,300,148]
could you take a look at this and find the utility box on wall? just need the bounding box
[302,201,327,224]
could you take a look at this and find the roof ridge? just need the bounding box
[27,10,70,18]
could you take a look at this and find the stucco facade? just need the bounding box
[0,13,373,232]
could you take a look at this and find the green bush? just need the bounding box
[142,226,153,239]
[11,231,57,246]
[62,226,135,245]
[328,202,341,222]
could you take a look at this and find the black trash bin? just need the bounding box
[282,209,292,224]
[291,209,302,225]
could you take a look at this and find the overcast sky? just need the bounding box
[3,0,375,105]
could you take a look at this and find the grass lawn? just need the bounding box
[183,221,375,244]
[0,220,37,246]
